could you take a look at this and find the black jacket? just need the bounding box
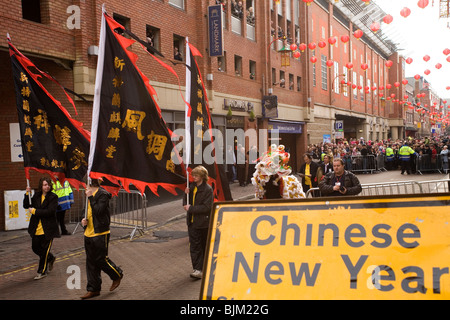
[298,161,319,189]
[183,182,214,229]
[319,170,362,196]
[24,191,60,240]
[87,187,112,234]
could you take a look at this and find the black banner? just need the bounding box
[89,13,186,195]
[10,40,90,189]
[187,43,232,201]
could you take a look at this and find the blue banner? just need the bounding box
[208,5,224,57]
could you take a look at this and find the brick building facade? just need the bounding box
[0,0,406,230]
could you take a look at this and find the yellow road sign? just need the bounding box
[200,194,450,300]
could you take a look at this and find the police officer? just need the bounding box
[398,142,416,175]
[385,144,394,170]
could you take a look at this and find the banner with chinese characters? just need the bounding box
[9,39,91,189]
[88,11,186,195]
[185,41,232,201]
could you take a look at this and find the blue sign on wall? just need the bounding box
[208,5,224,57]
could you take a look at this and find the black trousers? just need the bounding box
[84,234,123,292]
[188,226,208,271]
[31,235,54,274]
[56,210,67,233]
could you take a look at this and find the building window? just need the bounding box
[280,70,285,88]
[173,34,185,61]
[234,55,242,76]
[313,63,316,87]
[218,53,227,72]
[297,76,302,92]
[321,55,328,91]
[113,13,131,37]
[360,75,364,101]
[289,74,294,90]
[168,0,185,10]
[22,0,41,23]
[272,68,277,85]
[249,60,256,80]
[146,25,161,52]
[334,61,340,94]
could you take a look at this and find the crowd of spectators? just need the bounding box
[304,135,450,174]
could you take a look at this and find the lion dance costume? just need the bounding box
[251,144,305,200]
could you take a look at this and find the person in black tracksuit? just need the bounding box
[23,177,60,280]
[80,179,123,299]
[183,166,214,279]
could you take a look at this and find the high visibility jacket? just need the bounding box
[52,180,74,211]
[385,147,394,161]
[398,145,415,161]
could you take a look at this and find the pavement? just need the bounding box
[0,171,447,300]
[0,181,256,300]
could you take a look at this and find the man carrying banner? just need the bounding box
[183,166,214,279]
[80,178,123,299]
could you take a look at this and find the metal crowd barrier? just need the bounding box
[69,188,147,240]
[415,154,448,175]
[348,155,382,174]
[306,179,450,198]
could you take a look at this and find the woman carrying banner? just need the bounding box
[183,166,214,279]
[23,176,60,280]
[80,179,123,299]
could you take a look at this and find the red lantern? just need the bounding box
[417,0,429,9]
[414,74,421,81]
[361,63,369,71]
[404,95,409,100]
[370,22,380,33]
[444,48,450,56]
[379,86,385,91]
[362,0,371,5]
[423,55,430,62]
[310,56,318,63]
[326,60,334,68]
[318,41,327,49]
[290,44,298,51]
[447,56,450,63]
[328,37,337,46]
[424,69,431,75]
[386,84,392,89]
[446,86,450,90]
[354,29,364,39]
[400,7,411,18]
[385,60,393,68]
[402,79,408,85]
[299,43,307,52]
[293,51,301,59]
[383,14,393,24]
[345,62,354,69]
[436,63,442,70]
[308,42,316,50]
[341,35,350,43]
[394,82,400,88]
[406,57,413,64]
[303,0,314,6]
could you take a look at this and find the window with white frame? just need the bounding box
[321,55,328,91]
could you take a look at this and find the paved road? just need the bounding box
[0,171,447,301]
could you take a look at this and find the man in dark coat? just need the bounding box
[319,158,362,196]
[80,179,123,299]
[183,166,214,279]
[24,176,60,280]
[298,153,319,193]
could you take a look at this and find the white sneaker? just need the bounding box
[190,269,202,279]
[34,273,47,280]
